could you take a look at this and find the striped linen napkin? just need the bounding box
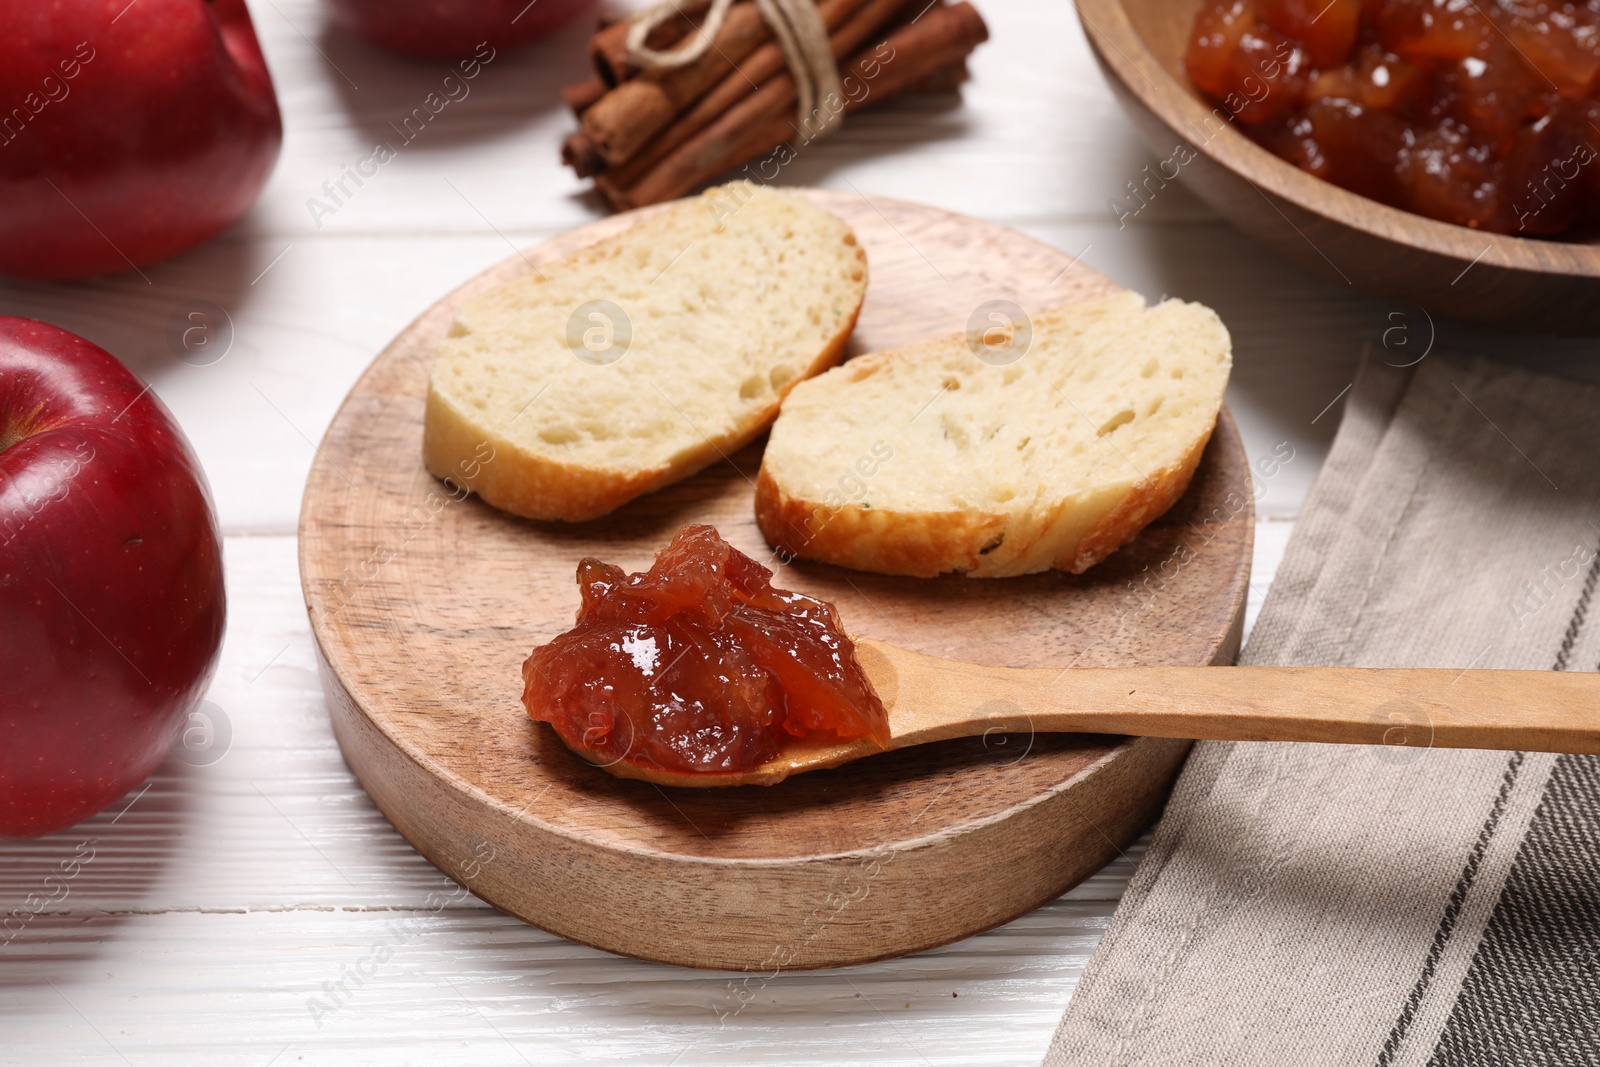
[1042,350,1600,1066]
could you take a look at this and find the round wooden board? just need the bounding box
[298,190,1254,971]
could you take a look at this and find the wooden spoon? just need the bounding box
[574,638,1600,787]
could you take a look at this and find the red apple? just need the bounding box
[0,0,282,280]
[322,0,596,60]
[0,318,225,837]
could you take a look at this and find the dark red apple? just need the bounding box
[322,0,595,60]
[0,0,282,280]
[0,318,225,836]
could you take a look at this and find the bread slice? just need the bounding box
[424,182,867,522]
[754,292,1232,578]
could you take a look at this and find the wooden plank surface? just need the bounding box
[0,532,1235,1067]
[2,0,1598,1060]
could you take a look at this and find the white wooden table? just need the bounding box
[5,2,1598,1063]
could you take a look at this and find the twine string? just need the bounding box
[625,0,844,138]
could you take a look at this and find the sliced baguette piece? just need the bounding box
[424,181,867,522]
[755,292,1232,578]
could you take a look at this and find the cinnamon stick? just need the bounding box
[909,59,969,94]
[589,0,712,86]
[562,132,607,177]
[603,0,920,191]
[562,77,608,116]
[599,3,989,210]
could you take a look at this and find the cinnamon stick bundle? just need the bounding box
[603,3,988,209]
[561,0,987,210]
[582,0,888,169]
[601,0,912,189]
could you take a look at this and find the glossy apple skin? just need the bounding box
[323,0,596,59]
[0,0,282,280]
[0,319,225,837]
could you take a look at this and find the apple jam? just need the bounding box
[1186,0,1600,234]
[522,524,889,776]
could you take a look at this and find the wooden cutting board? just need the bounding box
[298,190,1253,971]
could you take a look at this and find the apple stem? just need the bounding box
[0,402,49,454]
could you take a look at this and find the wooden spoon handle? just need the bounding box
[863,641,1600,756]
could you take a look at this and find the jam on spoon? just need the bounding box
[522,524,889,777]
[519,537,1600,790]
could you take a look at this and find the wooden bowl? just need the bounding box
[1076,0,1600,332]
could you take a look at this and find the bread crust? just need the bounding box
[422,194,867,523]
[755,466,1009,578]
[754,420,1213,578]
[1063,425,1212,574]
[422,387,662,523]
